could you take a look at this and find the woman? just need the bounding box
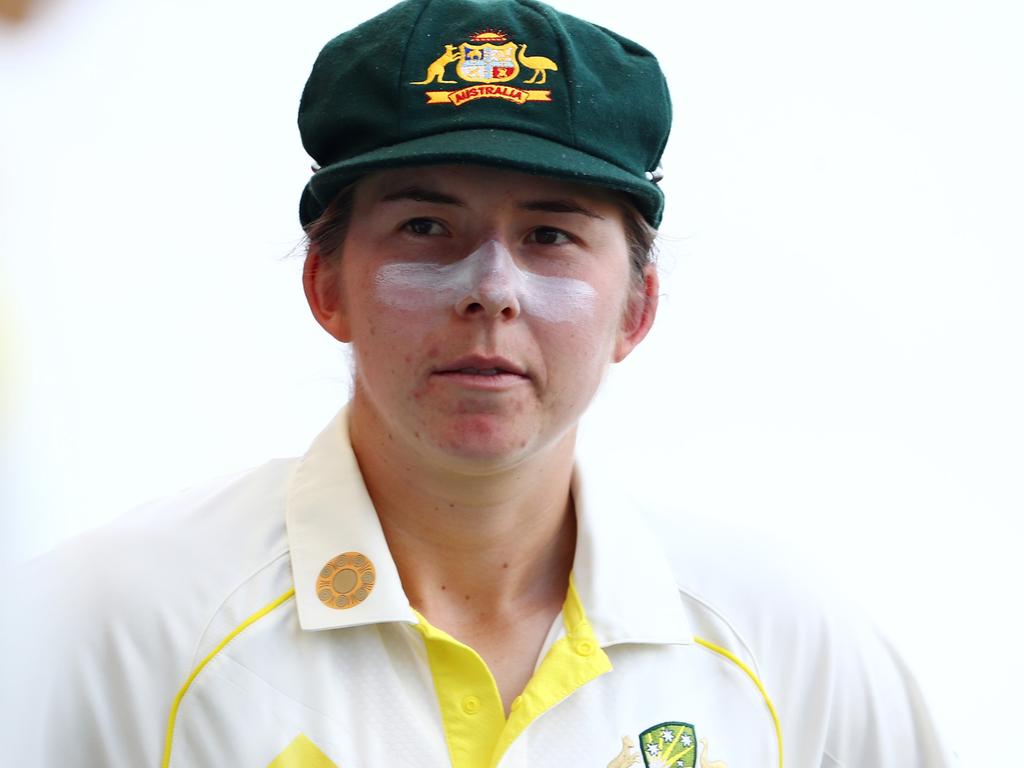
[5,1,955,766]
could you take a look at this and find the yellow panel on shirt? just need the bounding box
[267,734,338,768]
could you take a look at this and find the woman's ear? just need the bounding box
[302,245,352,343]
[613,265,659,363]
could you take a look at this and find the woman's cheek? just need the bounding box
[517,272,597,324]
[373,264,451,314]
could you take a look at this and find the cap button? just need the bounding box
[645,163,665,183]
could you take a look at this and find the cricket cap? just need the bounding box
[298,0,671,227]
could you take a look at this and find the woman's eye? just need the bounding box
[402,218,447,236]
[528,227,572,246]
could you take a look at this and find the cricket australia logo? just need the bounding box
[639,722,698,768]
[607,724,729,768]
[410,29,558,106]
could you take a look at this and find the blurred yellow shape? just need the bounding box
[267,734,338,768]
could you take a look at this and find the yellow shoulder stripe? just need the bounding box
[161,588,296,768]
[694,635,783,768]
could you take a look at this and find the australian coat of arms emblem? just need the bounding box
[410,29,558,106]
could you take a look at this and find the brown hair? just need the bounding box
[303,179,658,286]
[303,182,359,266]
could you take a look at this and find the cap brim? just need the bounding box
[300,128,664,228]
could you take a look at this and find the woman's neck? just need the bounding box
[347,395,578,626]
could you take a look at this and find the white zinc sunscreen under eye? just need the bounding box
[373,240,597,323]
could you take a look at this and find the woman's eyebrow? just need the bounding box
[520,199,604,219]
[379,186,466,206]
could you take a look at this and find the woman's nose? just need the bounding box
[453,240,523,319]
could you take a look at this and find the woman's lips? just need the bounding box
[437,355,527,377]
[432,355,530,389]
[431,370,529,390]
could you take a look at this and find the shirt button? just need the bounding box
[461,695,481,715]
[574,639,596,657]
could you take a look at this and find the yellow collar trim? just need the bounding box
[414,574,612,768]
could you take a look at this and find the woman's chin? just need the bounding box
[419,413,578,475]
[426,417,534,467]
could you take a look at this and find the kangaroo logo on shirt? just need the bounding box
[607,736,640,768]
[410,29,558,106]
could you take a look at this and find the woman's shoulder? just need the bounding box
[634,501,957,766]
[18,457,296,601]
[636,499,898,677]
[2,458,299,766]
[641,504,834,644]
[15,457,298,633]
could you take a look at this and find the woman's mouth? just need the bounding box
[433,357,529,389]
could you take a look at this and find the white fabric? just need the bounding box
[1,406,957,767]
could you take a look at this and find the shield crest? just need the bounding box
[457,42,519,82]
[639,722,697,768]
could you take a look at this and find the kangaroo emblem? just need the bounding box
[699,737,728,768]
[607,736,641,768]
[410,44,463,84]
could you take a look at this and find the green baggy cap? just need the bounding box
[298,0,671,227]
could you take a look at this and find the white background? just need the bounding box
[2,0,1021,763]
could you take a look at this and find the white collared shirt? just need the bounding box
[2,406,957,767]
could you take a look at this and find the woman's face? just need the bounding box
[311,164,657,471]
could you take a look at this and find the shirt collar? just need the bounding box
[286,406,417,631]
[287,405,691,645]
[570,464,692,647]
